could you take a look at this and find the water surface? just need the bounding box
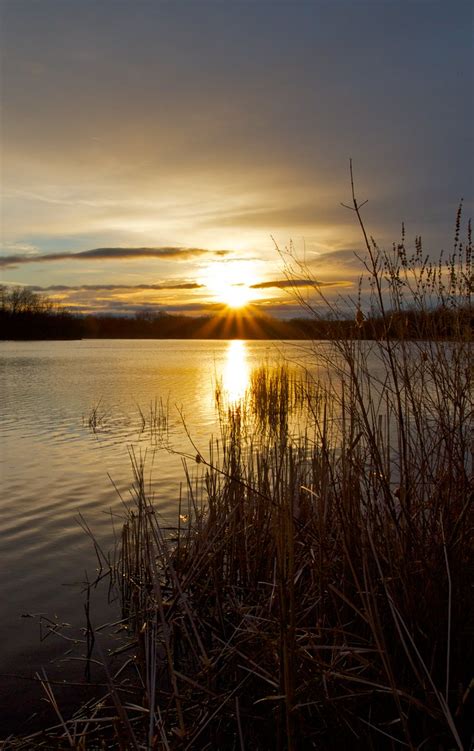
[1,338,307,731]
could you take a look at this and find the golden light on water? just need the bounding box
[223,340,250,402]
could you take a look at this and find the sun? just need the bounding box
[200,261,260,309]
[223,283,254,309]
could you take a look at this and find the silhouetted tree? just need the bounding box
[0,286,84,340]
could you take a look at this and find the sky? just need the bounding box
[1,0,472,318]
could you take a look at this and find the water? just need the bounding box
[4,336,457,734]
[1,338,304,732]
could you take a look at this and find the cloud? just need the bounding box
[0,241,40,255]
[251,278,352,289]
[28,282,204,292]
[70,299,221,317]
[0,246,230,268]
[199,203,348,230]
[309,249,362,268]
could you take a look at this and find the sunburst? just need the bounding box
[200,261,260,309]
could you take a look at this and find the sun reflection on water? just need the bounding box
[223,340,250,403]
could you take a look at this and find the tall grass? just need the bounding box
[4,181,472,749]
[106,186,471,749]
[111,348,471,748]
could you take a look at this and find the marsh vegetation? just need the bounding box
[3,200,472,750]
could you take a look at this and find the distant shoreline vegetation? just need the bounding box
[0,286,471,342]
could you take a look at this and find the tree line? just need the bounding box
[0,286,84,340]
[1,286,469,341]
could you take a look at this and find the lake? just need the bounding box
[1,338,311,732]
[1,336,470,742]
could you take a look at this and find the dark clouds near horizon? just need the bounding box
[22,278,345,293]
[0,246,230,268]
[26,282,204,292]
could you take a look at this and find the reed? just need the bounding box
[104,192,471,748]
[110,351,471,748]
[4,187,472,749]
[85,398,107,433]
[136,396,170,446]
